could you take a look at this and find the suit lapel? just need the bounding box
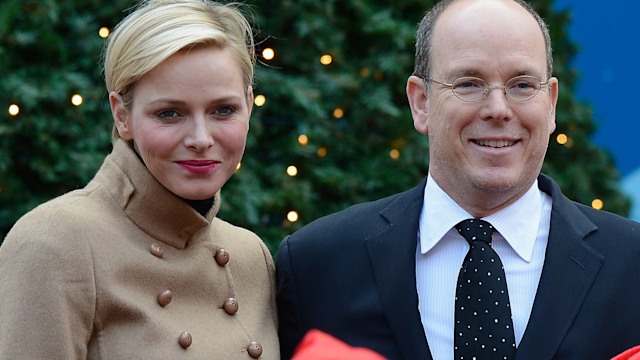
[516,175,603,360]
[365,178,433,360]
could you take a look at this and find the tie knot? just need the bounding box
[455,218,494,245]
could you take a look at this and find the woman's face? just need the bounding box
[110,46,252,200]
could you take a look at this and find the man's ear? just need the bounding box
[406,75,429,134]
[109,91,133,140]
[547,77,559,135]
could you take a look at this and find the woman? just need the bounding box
[0,1,278,358]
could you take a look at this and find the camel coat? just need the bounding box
[0,139,279,359]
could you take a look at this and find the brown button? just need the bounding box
[223,297,239,315]
[178,331,192,349]
[150,243,164,258]
[247,341,263,358]
[214,249,230,266]
[157,290,173,307]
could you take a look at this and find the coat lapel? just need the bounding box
[516,175,603,360]
[365,178,433,360]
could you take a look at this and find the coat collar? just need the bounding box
[92,139,220,249]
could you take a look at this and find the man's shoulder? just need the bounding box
[540,173,639,236]
[573,200,640,238]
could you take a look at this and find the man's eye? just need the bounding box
[513,81,535,89]
[455,79,483,89]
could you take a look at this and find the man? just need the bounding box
[276,0,640,359]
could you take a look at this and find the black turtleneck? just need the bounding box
[184,197,214,217]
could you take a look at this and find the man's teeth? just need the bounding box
[476,140,514,148]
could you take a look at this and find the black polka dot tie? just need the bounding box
[454,219,516,360]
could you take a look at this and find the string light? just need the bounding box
[262,48,275,60]
[556,133,568,145]
[71,94,83,106]
[254,94,266,107]
[298,134,309,146]
[591,198,604,210]
[286,165,298,177]
[8,104,20,116]
[389,149,400,160]
[317,146,327,157]
[287,211,299,222]
[99,27,110,38]
[236,162,242,171]
[320,54,333,65]
[360,68,370,77]
[333,108,344,119]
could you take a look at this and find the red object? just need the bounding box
[291,329,386,360]
[613,346,640,360]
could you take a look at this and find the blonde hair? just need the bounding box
[103,0,256,141]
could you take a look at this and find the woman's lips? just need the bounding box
[176,160,219,174]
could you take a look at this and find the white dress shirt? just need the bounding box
[416,174,552,360]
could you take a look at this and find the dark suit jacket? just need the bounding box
[276,174,640,360]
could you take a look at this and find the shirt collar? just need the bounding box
[419,173,542,262]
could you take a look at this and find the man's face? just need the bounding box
[410,0,558,216]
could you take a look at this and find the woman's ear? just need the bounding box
[406,75,429,135]
[246,86,254,118]
[109,91,133,140]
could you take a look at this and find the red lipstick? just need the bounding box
[176,160,219,174]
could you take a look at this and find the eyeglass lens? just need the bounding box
[452,76,542,102]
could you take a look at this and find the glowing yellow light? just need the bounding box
[298,134,309,146]
[286,165,298,177]
[591,198,604,210]
[360,68,370,77]
[556,133,568,145]
[99,27,110,38]
[71,94,83,106]
[287,211,299,222]
[317,147,327,157]
[8,104,20,116]
[389,149,400,160]
[254,94,266,107]
[236,162,242,171]
[333,108,344,119]
[262,48,275,60]
[320,54,333,65]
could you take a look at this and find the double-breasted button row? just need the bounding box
[150,244,259,355]
[152,244,230,268]
[176,333,262,357]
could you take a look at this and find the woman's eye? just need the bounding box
[157,109,179,119]
[214,105,236,116]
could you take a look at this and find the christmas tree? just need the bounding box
[0,0,630,251]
